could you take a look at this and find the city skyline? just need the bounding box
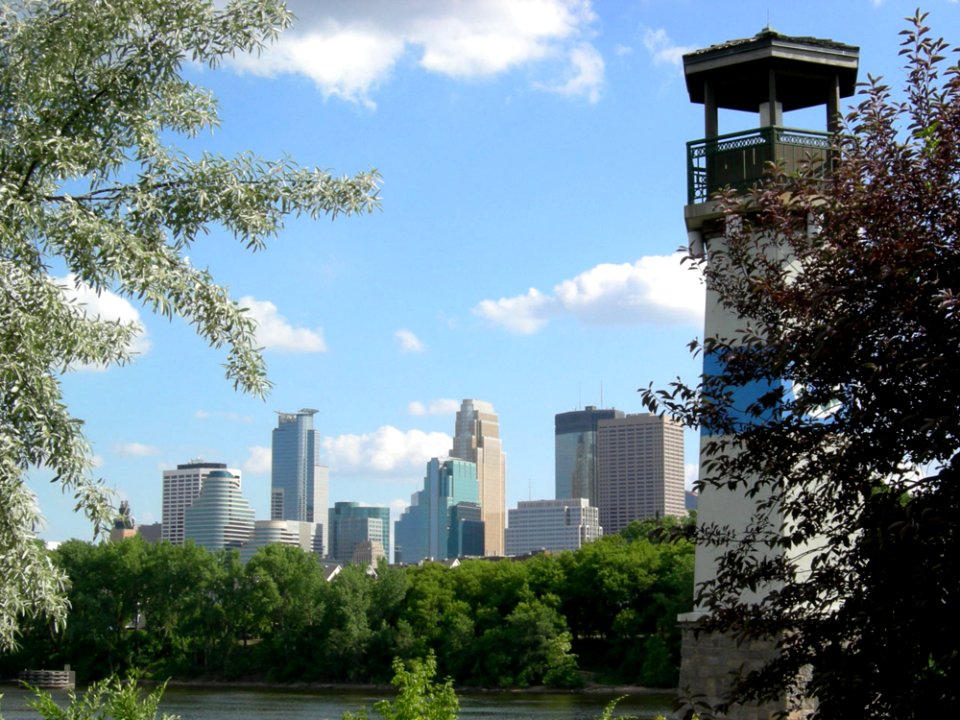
[23,0,939,543]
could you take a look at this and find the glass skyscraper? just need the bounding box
[328,501,390,564]
[395,457,482,564]
[271,409,329,554]
[554,406,623,505]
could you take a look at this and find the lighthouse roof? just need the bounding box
[683,29,859,112]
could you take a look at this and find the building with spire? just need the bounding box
[450,399,505,556]
[271,408,329,554]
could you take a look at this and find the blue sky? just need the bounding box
[29,0,958,542]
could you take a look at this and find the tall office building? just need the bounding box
[271,409,329,554]
[450,399,506,556]
[334,517,386,566]
[447,503,484,559]
[328,502,390,565]
[183,469,255,551]
[596,413,686,535]
[394,457,482,564]
[161,461,241,545]
[505,498,602,556]
[555,406,624,504]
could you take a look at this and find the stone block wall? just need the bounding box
[677,618,814,720]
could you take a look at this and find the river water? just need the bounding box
[0,685,675,720]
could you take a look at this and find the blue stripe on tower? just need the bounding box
[700,350,787,437]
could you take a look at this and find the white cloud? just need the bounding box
[643,27,694,67]
[389,497,411,523]
[473,287,556,335]
[322,426,451,474]
[239,296,327,352]
[395,329,425,353]
[474,253,703,334]
[685,462,699,490]
[231,0,601,106]
[537,42,604,103]
[114,442,160,457]
[244,446,272,475]
[195,409,253,423]
[408,398,460,416]
[57,274,150,365]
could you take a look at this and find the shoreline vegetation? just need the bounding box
[0,518,693,693]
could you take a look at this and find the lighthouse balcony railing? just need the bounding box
[687,126,832,204]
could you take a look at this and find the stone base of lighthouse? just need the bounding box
[676,613,814,720]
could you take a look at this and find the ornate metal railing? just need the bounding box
[687,127,832,204]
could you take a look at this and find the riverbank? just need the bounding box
[160,676,672,697]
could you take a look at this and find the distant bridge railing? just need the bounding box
[687,126,832,204]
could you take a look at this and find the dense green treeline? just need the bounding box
[0,520,692,689]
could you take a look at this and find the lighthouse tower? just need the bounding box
[678,30,858,720]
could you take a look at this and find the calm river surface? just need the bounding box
[0,685,675,720]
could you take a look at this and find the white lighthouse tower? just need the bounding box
[678,29,859,720]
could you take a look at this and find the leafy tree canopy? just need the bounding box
[643,11,959,718]
[0,0,380,649]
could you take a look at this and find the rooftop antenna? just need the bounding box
[600,380,604,409]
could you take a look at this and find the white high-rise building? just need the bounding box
[596,413,686,535]
[450,399,506,556]
[505,498,602,556]
[161,461,240,545]
[183,470,255,551]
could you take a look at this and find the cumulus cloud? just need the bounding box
[231,0,601,106]
[537,42,604,103]
[643,28,694,67]
[244,446,272,475]
[322,426,452,474]
[113,442,160,457]
[474,253,703,334]
[408,398,460,416]
[57,274,150,365]
[395,329,425,353]
[239,296,327,352]
[685,462,699,489]
[473,287,555,334]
